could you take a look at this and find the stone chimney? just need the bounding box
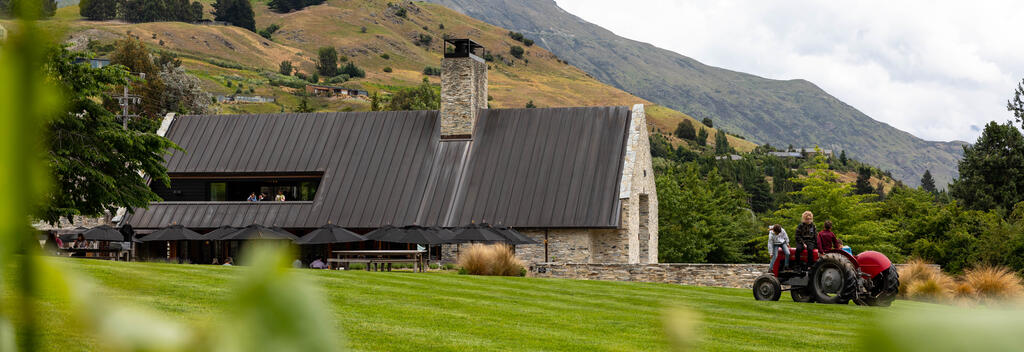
[440,39,488,139]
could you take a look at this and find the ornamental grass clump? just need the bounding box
[899,259,953,302]
[961,266,1023,304]
[457,243,525,276]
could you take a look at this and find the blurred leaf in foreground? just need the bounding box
[663,307,701,352]
[862,306,1024,352]
[210,244,343,352]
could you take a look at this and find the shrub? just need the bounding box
[962,266,1023,303]
[523,38,534,47]
[443,263,456,270]
[360,26,367,33]
[382,67,392,73]
[510,45,524,59]
[349,263,365,270]
[340,62,365,78]
[394,7,406,18]
[525,100,536,108]
[279,60,293,76]
[417,34,433,47]
[438,23,444,29]
[422,66,441,76]
[380,53,390,60]
[508,31,524,41]
[457,243,524,276]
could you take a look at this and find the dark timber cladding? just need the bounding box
[124,106,632,229]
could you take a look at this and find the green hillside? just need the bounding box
[35,258,939,351]
[423,0,965,187]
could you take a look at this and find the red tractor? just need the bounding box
[752,247,899,306]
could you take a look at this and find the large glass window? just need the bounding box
[210,182,227,201]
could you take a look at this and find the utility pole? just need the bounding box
[116,72,143,129]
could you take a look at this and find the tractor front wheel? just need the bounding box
[810,253,858,304]
[753,274,782,301]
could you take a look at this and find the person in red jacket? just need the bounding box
[816,220,843,252]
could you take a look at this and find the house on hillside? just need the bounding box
[305,84,368,98]
[120,39,658,265]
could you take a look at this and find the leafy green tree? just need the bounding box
[920,170,937,194]
[713,130,730,154]
[950,121,1024,211]
[79,0,117,20]
[379,78,439,111]
[122,0,168,23]
[158,64,211,115]
[279,60,293,76]
[657,164,754,263]
[315,46,338,77]
[212,0,255,31]
[339,61,365,78]
[674,120,696,140]
[39,46,179,224]
[854,167,874,195]
[510,45,524,59]
[696,127,708,146]
[701,117,713,128]
[109,38,166,119]
[769,153,896,255]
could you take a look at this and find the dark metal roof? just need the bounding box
[124,107,632,229]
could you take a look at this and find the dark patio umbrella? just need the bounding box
[295,224,366,245]
[220,224,298,241]
[58,226,90,242]
[493,224,538,245]
[450,223,508,243]
[79,225,125,241]
[203,225,242,240]
[140,225,204,242]
[364,225,452,245]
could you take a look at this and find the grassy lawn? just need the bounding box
[35,258,937,351]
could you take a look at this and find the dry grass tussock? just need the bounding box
[457,243,525,276]
[899,259,1024,305]
[962,266,1023,304]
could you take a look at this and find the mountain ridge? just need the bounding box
[422,0,964,187]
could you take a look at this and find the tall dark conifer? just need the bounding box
[920,170,937,194]
[854,167,874,195]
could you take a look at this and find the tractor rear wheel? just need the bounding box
[753,274,782,301]
[790,287,814,303]
[810,253,858,304]
[861,266,900,307]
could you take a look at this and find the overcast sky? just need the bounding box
[555,0,1024,142]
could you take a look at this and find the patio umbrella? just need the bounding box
[450,223,508,243]
[364,225,452,245]
[203,225,242,240]
[220,224,298,241]
[58,226,90,242]
[140,225,204,242]
[80,225,125,241]
[295,224,366,245]
[493,224,538,245]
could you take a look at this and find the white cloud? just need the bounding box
[555,0,1024,142]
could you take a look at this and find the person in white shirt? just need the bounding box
[768,224,790,270]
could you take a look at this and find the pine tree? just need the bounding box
[950,121,1024,210]
[696,128,708,147]
[854,167,874,195]
[1008,78,1024,127]
[212,0,255,32]
[839,150,848,166]
[701,117,713,128]
[920,170,937,194]
[80,0,118,20]
[714,130,730,154]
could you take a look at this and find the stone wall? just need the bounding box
[530,262,929,289]
[440,55,487,137]
[615,104,658,264]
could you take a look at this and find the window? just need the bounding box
[209,182,227,201]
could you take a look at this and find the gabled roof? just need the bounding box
[124,107,632,229]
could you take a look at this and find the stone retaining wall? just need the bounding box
[530,262,925,289]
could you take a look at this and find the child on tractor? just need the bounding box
[768,224,789,271]
[793,211,817,269]
[816,220,843,252]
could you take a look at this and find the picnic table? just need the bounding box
[330,250,427,272]
[61,248,131,261]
